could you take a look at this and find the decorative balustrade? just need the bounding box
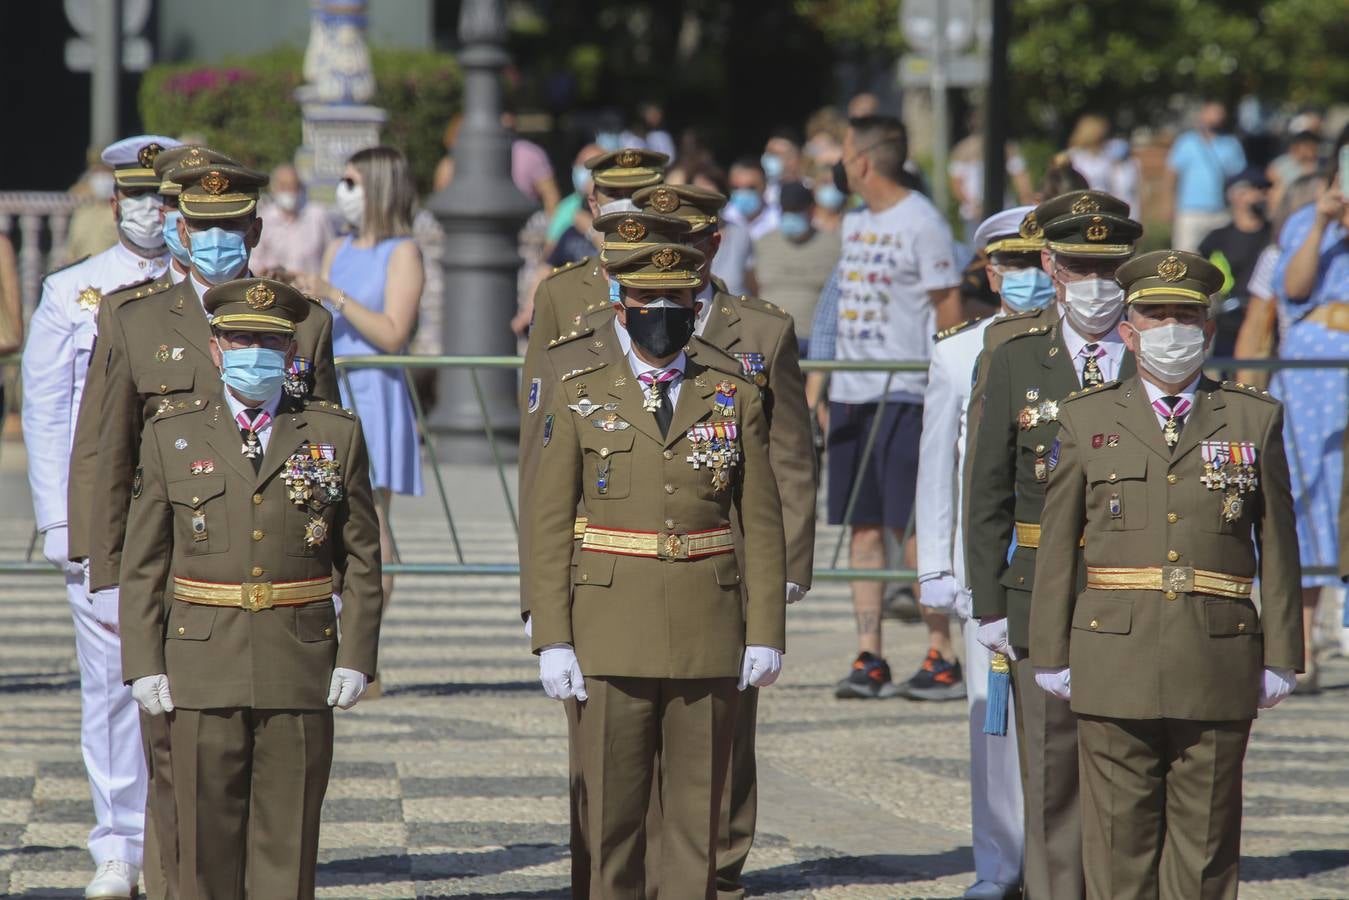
[0,192,83,316]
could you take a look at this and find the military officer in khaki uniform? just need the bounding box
[524,243,787,898]
[120,278,382,900]
[89,156,339,594]
[1030,251,1303,900]
[966,190,1142,900]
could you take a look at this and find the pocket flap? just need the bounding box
[1072,595,1133,634]
[1206,599,1262,636]
[295,603,337,642]
[167,603,216,640]
[1087,455,1147,485]
[167,476,226,508]
[585,429,636,454]
[135,367,195,395]
[711,553,742,587]
[574,551,617,587]
[998,548,1037,591]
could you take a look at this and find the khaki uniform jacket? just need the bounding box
[1029,376,1304,721]
[524,324,787,678]
[120,394,382,710]
[67,272,174,562]
[89,277,338,591]
[966,317,1135,649]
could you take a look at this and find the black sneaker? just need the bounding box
[896,648,966,701]
[835,652,893,699]
[882,586,922,623]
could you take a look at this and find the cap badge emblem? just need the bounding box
[652,247,681,270]
[617,218,647,242]
[1019,212,1042,239]
[245,283,276,310]
[138,142,164,168]
[617,149,641,168]
[182,148,206,169]
[1157,254,1188,282]
[1085,216,1110,241]
[1071,195,1101,215]
[649,187,680,213]
[201,170,230,195]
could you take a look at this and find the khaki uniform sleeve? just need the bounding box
[738,387,788,650]
[526,383,583,651]
[1028,411,1087,668]
[966,344,1017,619]
[89,309,140,591]
[1253,405,1305,672]
[516,277,560,620]
[332,418,384,677]
[67,302,115,561]
[310,307,340,403]
[118,422,173,682]
[765,317,817,588]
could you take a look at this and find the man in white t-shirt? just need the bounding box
[817,115,964,698]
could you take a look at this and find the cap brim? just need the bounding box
[1126,287,1211,306]
[209,313,296,333]
[179,197,258,219]
[1048,241,1134,258]
[115,170,163,189]
[593,172,664,189]
[612,271,704,289]
[985,237,1044,254]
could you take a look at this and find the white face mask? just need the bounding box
[1136,321,1207,382]
[118,193,167,251]
[335,179,364,227]
[273,190,301,213]
[598,198,638,215]
[1062,277,1125,335]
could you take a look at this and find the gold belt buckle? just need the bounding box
[240,582,274,611]
[657,532,689,560]
[1161,566,1194,594]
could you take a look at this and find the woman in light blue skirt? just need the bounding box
[297,146,425,610]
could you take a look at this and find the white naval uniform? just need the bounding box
[22,240,167,868]
[915,316,1025,889]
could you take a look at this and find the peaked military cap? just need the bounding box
[205,278,310,334]
[101,135,184,189]
[594,210,693,261]
[973,203,1043,255]
[586,148,669,189]
[1036,189,1141,258]
[154,146,241,197]
[631,183,726,234]
[177,161,268,220]
[606,243,706,290]
[1116,250,1223,307]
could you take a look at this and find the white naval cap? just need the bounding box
[101,135,184,189]
[971,204,1038,251]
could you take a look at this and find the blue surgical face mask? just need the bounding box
[189,227,249,284]
[162,210,192,267]
[998,267,1056,313]
[572,164,590,195]
[596,132,622,152]
[779,211,811,239]
[760,152,784,180]
[219,346,288,402]
[729,188,763,219]
[814,183,846,211]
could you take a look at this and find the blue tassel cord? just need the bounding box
[983,652,1011,736]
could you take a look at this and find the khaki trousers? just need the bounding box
[1077,716,1251,900]
[577,676,738,900]
[169,708,333,900]
[141,711,177,900]
[1012,656,1084,899]
[566,696,591,897]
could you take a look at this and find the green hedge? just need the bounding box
[139,47,461,193]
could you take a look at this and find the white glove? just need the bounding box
[1034,666,1071,701]
[88,586,120,633]
[975,617,1017,661]
[785,583,808,605]
[131,674,175,715]
[332,591,343,619]
[739,645,783,690]
[1257,666,1296,709]
[540,646,588,701]
[954,588,973,620]
[41,527,83,577]
[918,574,958,611]
[524,614,533,640]
[327,667,369,709]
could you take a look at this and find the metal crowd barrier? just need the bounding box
[0,353,1344,581]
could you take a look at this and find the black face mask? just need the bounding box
[831,159,849,196]
[625,302,696,358]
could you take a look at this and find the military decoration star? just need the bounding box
[77,286,101,312]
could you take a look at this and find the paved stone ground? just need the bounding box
[1,449,1347,898]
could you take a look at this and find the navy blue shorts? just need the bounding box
[826,400,922,528]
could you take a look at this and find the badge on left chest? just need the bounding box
[1199,441,1259,523]
[732,352,768,387]
[284,357,313,398]
[282,442,344,511]
[686,422,741,492]
[712,381,737,417]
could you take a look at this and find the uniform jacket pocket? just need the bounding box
[294,603,338,642]
[1086,455,1147,531]
[166,603,217,641]
[167,476,229,555]
[574,551,617,587]
[1205,598,1262,637]
[135,367,196,397]
[1072,594,1133,635]
[581,431,635,500]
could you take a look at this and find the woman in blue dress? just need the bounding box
[1270,131,1349,693]
[297,146,425,610]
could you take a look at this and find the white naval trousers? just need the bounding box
[963,617,1025,887]
[68,572,146,866]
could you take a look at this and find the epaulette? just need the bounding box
[559,363,605,382]
[309,399,356,417]
[549,256,589,276]
[1062,380,1120,403]
[547,327,591,348]
[687,336,744,381]
[737,294,790,319]
[153,396,208,419]
[42,255,90,282]
[1001,321,1052,344]
[935,316,984,342]
[1221,380,1277,402]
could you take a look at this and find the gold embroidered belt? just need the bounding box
[1014,522,1084,549]
[574,517,588,540]
[581,525,735,560]
[1085,566,1252,600]
[1305,301,1349,333]
[173,575,333,611]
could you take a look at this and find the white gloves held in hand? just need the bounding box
[785,582,808,605]
[975,617,1017,660]
[327,667,368,709]
[131,675,174,715]
[918,574,958,611]
[42,526,83,577]
[1258,666,1296,709]
[739,646,783,691]
[1034,666,1071,701]
[540,646,588,701]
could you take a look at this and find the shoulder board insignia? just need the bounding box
[1062,380,1117,403]
[154,396,207,419]
[548,328,591,348]
[1221,381,1277,402]
[308,399,354,417]
[109,275,156,295]
[42,255,90,281]
[935,317,984,342]
[561,363,604,382]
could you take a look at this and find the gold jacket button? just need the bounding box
[581,573,589,582]
[1167,474,1178,484]
[1167,550,1180,561]
[664,484,675,494]
[159,384,168,393]
[665,518,676,530]
[190,496,200,505]
[599,447,610,458]
[1016,576,1025,585]
[177,626,186,635]
[1237,622,1246,631]
[252,530,264,541]
[1108,473,1117,481]
[1165,591,1178,601]
[1089,619,1099,629]
[251,565,263,577]
[1167,513,1179,523]
[663,450,674,460]
[252,494,263,505]
[323,627,334,637]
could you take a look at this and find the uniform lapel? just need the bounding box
[202,398,257,482]
[167,279,215,365]
[1170,377,1226,464]
[1113,375,1172,462]
[664,361,720,449]
[1042,323,1080,399]
[700,289,742,352]
[256,399,310,488]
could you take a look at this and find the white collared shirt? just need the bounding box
[169,263,188,285]
[625,348,687,408]
[1141,375,1200,429]
[190,273,211,316]
[223,388,283,452]
[1059,312,1127,385]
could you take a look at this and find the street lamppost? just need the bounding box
[426,0,535,462]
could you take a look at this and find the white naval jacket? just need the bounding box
[22,241,167,532]
[915,316,995,589]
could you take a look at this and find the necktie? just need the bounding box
[236,408,270,470]
[1080,342,1105,388]
[638,370,678,436]
[1151,395,1191,449]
